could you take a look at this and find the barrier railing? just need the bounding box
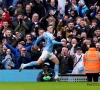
[59,74,100,82]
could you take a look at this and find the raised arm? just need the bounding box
[5,43,16,54]
[91,7,96,17]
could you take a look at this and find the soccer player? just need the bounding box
[19,26,65,79]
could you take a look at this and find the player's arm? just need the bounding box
[34,35,44,45]
[52,39,66,46]
[52,40,62,45]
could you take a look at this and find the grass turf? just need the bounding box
[0,82,100,90]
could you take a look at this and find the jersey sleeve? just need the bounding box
[52,40,62,45]
[35,34,44,45]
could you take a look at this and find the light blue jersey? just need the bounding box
[35,32,62,52]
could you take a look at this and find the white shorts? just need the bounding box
[39,50,56,61]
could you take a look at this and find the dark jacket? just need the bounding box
[0,52,7,69]
[0,28,3,43]
[3,36,16,45]
[37,68,55,82]
[0,51,6,62]
[43,0,57,14]
[58,54,74,74]
[76,25,90,35]
[16,53,32,69]
[31,0,45,19]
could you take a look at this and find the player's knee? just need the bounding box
[53,59,59,65]
[36,59,44,65]
[56,60,59,65]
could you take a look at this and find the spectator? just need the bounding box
[93,36,98,44]
[31,13,44,30]
[3,29,16,45]
[76,19,90,35]
[83,44,100,82]
[25,34,33,46]
[55,38,67,55]
[70,0,78,10]
[95,42,100,51]
[0,45,7,62]
[77,1,88,18]
[31,0,45,19]
[69,38,78,55]
[2,55,15,69]
[16,0,23,9]
[24,4,34,20]
[16,47,32,69]
[2,39,35,63]
[12,13,29,36]
[12,32,24,47]
[37,62,55,82]
[58,47,74,74]
[72,47,84,74]
[1,12,12,24]
[94,28,100,37]
[2,20,13,35]
[96,10,100,26]
[43,0,57,14]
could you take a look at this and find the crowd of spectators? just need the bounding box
[0,0,100,74]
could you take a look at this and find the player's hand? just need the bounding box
[61,41,66,46]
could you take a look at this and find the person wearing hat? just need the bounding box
[37,62,55,82]
[72,47,84,74]
[83,43,100,82]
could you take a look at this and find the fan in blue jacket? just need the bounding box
[2,39,36,62]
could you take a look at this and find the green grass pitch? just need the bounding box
[0,82,100,90]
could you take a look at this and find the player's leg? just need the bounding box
[51,57,59,79]
[49,53,59,79]
[19,58,43,72]
[19,50,49,71]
